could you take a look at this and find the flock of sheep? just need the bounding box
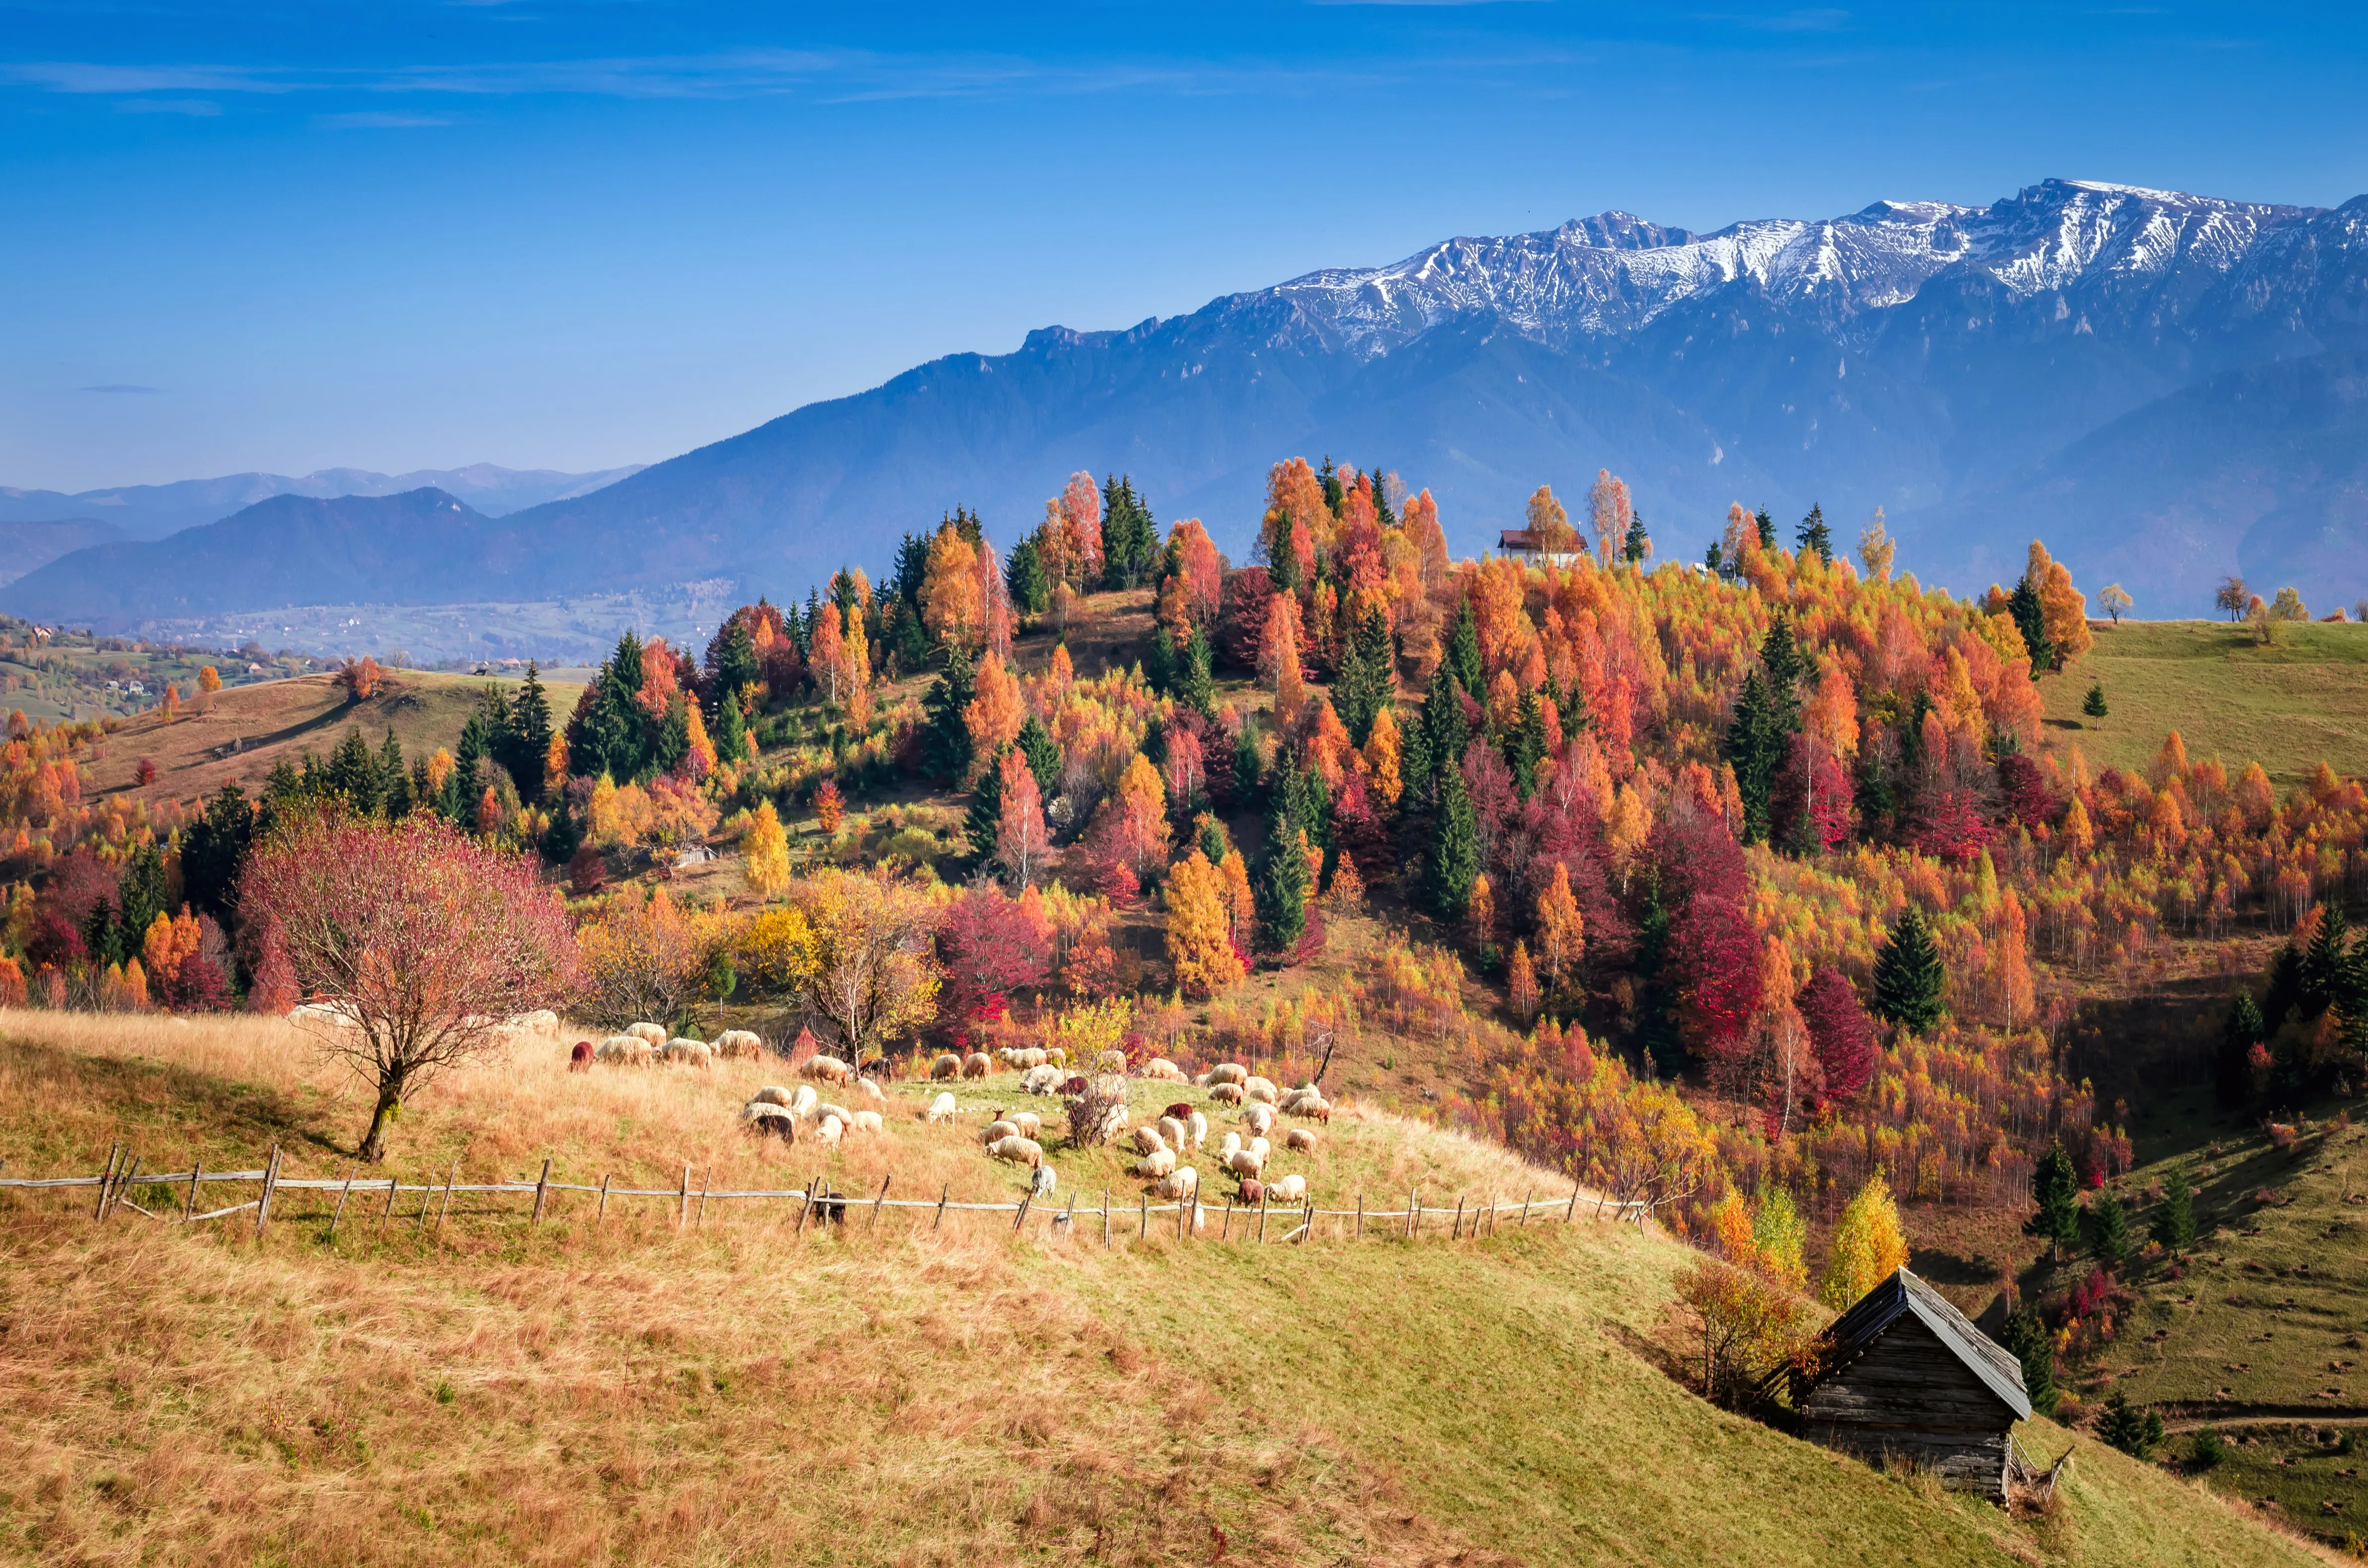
[570,1022,1338,1219]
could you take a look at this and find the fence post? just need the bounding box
[328,1166,355,1238]
[1100,1190,1109,1249]
[436,1161,457,1236]
[1012,1192,1032,1236]
[94,1142,121,1222]
[415,1169,432,1228]
[1258,1190,1268,1244]
[870,1174,892,1230]
[797,1174,816,1234]
[377,1171,399,1240]
[1221,1196,1233,1241]
[108,1156,142,1222]
[1571,1183,1583,1222]
[1452,1195,1464,1240]
[678,1163,690,1229]
[185,1161,203,1223]
[597,1174,611,1224]
[695,1166,711,1228]
[1521,1186,1533,1227]
[1356,1193,1363,1240]
[1060,1190,1075,1238]
[1139,1192,1148,1241]
[1407,1188,1418,1240]
[531,1158,552,1228]
[934,1181,950,1233]
[256,1143,281,1238]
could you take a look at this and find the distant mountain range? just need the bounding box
[11,177,2368,634]
[0,462,642,543]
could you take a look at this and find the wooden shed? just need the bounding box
[1793,1267,2031,1501]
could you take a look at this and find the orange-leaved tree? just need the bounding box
[1164,848,1244,997]
[241,811,578,1161]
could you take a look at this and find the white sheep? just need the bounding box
[1248,1135,1270,1161]
[850,1076,887,1107]
[1157,1115,1188,1154]
[1022,1064,1067,1096]
[1095,1103,1130,1140]
[815,1102,854,1129]
[1273,1173,1307,1202]
[1243,1075,1279,1105]
[924,1091,958,1124]
[1152,1166,1198,1201]
[1031,1164,1057,1197]
[988,1135,1044,1169]
[1220,1131,1241,1158]
[1187,1110,1208,1149]
[1285,1127,1317,1152]
[931,1052,963,1080]
[790,1085,818,1117]
[662,1038,714,1067]
[1132,1124,1170,1156]
[714,1028,765,1060]
[962,1052,991,1079]
[595,1035,652,1065]
[1208,1082,1245,1106]
[1141,1057,1187,1083]
[802,1054,854,1084]
[625,1022,668,1045]
[1223,1147,1265,1179]
[849,1109,883,1135]
[1240,1103,1276,1136]
[751,1084,794,1107]
[983,1118,1019,1146]
[1206,1063,1248,1087]
[739,1102,797,1138]
[1134,1147,1177,1178]
[1009,1111,1042,1141]
[815,1113,845,1146]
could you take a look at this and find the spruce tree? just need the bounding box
[1754,506,1776,550]
[965,754,1004,869]
[2218,989,2267,1104]
[2002,1307,2059,1415]
[2088,1189,2131,1269]
[443,708,489,821]
[2151,1167,2196,1253]
[1871,904,1946,1034]
[891,531,931,615]
[2299,904,2351,1019]
[1420,673,1470,802]
[1622,511,1650,564]
[1425,767,1482,921]
[2083,682,2108,725]
[1759,613,1807,726]
[1507,690,1548,799]
[180,783,253,921]
[2010,573,2055,671]
[713,687,750,765]
[2026,1141,2081,1263]
[1254,805,1308,956]
[1796,503,1832,564]
[707,626,759,718]
[922,644,976,784]
[541,797,582,866]
[327,725,379,812]
[1144,628,1177,695]
[1270,512,1302,592]
[378,729,409,815]
[115,841,168,949]
[1445,599,1484,710]
[1232,718,1266,810]
[2097,1390,2163,1459]
[1854,742,1894,834]
[652,696,692,779]
[1179,627,1216,719]
[1335,609,1397,746]
[83,898,122,969]
[1015,715,1061,798]
[1722,670,1782,844]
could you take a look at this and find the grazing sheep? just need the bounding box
[740,1103,797,1139]
[1141,1057,1187,1083]
[1044,1047,1067,1067]
[850,1109,883,1135]
[815,1113,845,1146]
[512,1009,561,1036]
[1031,1164,1058,1197]
[1273,1173,1307,1202]
[850,1076,887,1107]
[1160,1101,1193,1124]
[988,1135,1044,1169]
[1060,1075,1088,1096]
[1243,1075,1279,1105]
[816,1103,854,1130]
[1240,1104,1276,1136]
[1157,1115,1188,1154]
[790,1085,818,1117]
[1237,1177,1264,1205]
[594,1034,651,1065]
[1187,1110,1208,1149]
[626,1022,669,1045]
[1223,1147,1265,1179]
[1206,1063,1248,1087]
[568,1041,594,1072]
[1249,1136,1270,1161]
[663,1038,715,1067]
[1285,1127,1317,1152]
[1009,1111,1042,1141]
[996,1046,1025,1067]
[751,1085,794,1107]
[982,1119,1020,1146]
[1131,1125,1169,1156]
[1220,1131,1241,1158]
[931,1052,963,1080]
[714,1029,765,1060]
[1152,1166,1198,1201]
[1134,1147,1177,1178]
[925,1091,958,1124]
[1022,1064,1067,1096]
[961,1052,991,1079]
[1208,1082,1245,1106]
[803,1054,854,1084]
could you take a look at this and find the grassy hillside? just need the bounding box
[0,1012,2327,1567]
[2036,620,2368,792]
[79,668,585,808]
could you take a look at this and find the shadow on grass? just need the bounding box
[0,1034,351,1165]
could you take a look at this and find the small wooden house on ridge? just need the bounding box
[1791,1267,2031,1501]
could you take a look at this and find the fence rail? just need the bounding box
[0,1144,1644,1243]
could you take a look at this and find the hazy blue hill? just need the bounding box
[0,518,125,588]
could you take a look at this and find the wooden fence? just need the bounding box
[0,1142,1645,1246]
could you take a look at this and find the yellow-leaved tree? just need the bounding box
[1819,1170,1909,1308]
[792,868,941,1064]
[741,798,790,896]
[1164,849,1244,998]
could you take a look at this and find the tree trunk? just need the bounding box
[359,1087,401,1163]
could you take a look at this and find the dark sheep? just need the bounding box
[1237,1177,1264,1206]
[1060,1075,1088,1096]
[812,1186,847,1226]
[569,1041,594,1073]
[1162,1102,1193,1124]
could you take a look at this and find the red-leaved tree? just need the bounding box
[935,884,1052,1026]
[1674,894,1762,1071]
[1797,966,1876,1104]
[241,811,579,1162]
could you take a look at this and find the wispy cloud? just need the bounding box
[115,96,221,116]
[0,61,290,94]
[80,383,162,394]
[316,110,451,128]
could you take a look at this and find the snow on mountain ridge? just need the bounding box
[1270,179,2327,353]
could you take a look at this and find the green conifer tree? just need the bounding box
[1754,506,1776,550]
[2218,989,2267,1105]
[1425,767,1482,921]
[326,725,380,813]
[1445,599,1484,712]
[1180,627,1216,719]
[1622,511,1651,564]
[2010,574,2055,671]
[966,754,1005,869]
[377,730,409,816]
[1335,609,1397,746]
[713,686,750,765]
[2082,682,2108,725]
[922,644,976,784]
[2097,1390,2164,1459]
[1255,805,1308,956]
[1015,715,1061,798]
[1796,503,1832,564]
[2001,1307,2059,1415]
[1269,512,1302,592]
[2088,1189,2131,1270]
[2026,1141,2082,1264]
[1508,689,1548,799]
[1871,904,1947,1034]
[2150,1167,2196,1253]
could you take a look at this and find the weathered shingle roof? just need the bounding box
[1813,1267,2032,1420]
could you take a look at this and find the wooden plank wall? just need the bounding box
[1801,1319,2014,1500]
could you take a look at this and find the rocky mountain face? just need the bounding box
[16,179,2368,630]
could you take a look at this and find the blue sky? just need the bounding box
[6,1,2366,491]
